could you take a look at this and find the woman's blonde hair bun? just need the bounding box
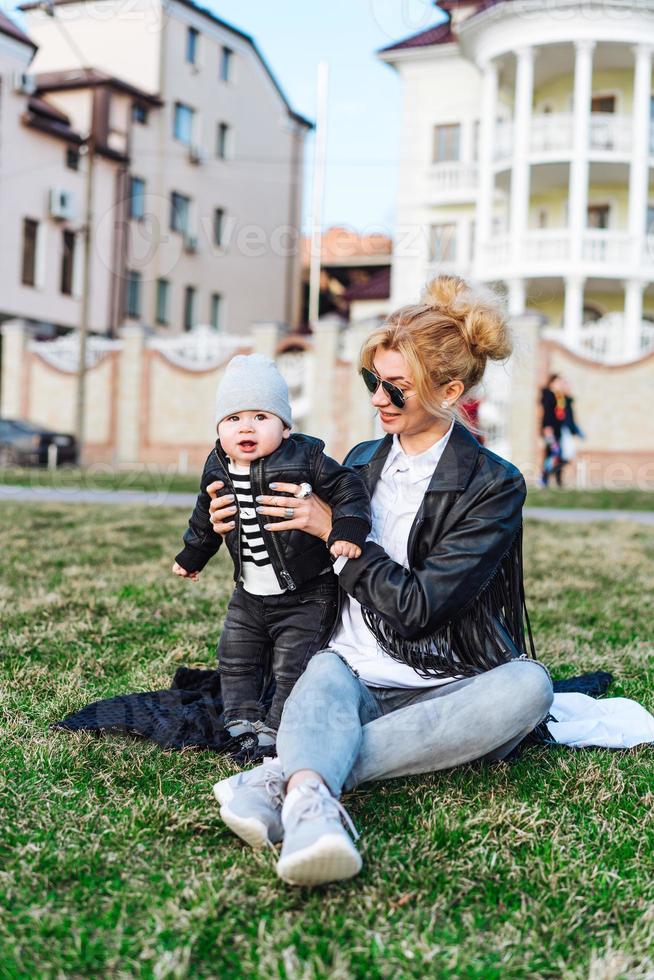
[420,275,512,363]
[359,274,513,429]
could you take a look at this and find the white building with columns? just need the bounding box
[380,0,654,362]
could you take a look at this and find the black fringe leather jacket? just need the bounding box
[334,421,538,678]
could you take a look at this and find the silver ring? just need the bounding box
[297,482,313,499]
[283,506,295,518]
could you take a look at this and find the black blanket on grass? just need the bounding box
[51,667,614,753]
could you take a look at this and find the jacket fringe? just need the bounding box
[360,524,537,679]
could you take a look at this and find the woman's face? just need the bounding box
[369,348,447,439]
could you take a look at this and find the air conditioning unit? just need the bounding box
[183,234,199,254]
[49,188,75,221]
[188,144,205,165]
[13,71,37,95]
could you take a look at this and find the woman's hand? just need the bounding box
[254,482,333,542]
[207,480,238,536]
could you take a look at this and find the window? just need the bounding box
[186,26,199,64]
[173,102,195,144]
[647,204,654,235]
[155,278,170,325]
[21,218,38,287]
[125,269,141,318]
[433,123,460,163]
[129,176,145,220]
[132,103,148,124]
[216,122,231,159]
[60,229,75,295]
[184,285,196,331]
[429,223,456,263]
[591,94,616,113]
[220,46,233,82]
[170,192,191,233]
[210,292,222,330]
[66,147,79,171]
[587,204,610,229]
[213,207,225,247]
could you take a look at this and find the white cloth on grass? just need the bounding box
[547,692,654,749]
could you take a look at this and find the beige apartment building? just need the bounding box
[1,0,310,337]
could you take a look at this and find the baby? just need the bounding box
[173,353,371,762]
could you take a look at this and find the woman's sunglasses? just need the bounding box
[361,367,410,410]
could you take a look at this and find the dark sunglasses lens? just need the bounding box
[384,382,405,409]
[361,368,378,394]
[361,368,406,409]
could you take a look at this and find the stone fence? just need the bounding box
[1,315,653,487]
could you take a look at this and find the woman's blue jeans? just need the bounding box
[276,650,554,796]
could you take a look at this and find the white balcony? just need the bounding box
[426,162,478,202]
[581,229,632,264]
[530,113,574,155]
[589,113,632,154]
[493,113,636,164]
[481,229,647,276]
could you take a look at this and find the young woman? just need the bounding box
[210,275,554,887]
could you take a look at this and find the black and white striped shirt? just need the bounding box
[228,463,285,595]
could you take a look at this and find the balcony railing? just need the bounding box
[543,316,654,364]
[427,161,478,196]
[581,230,632,264]
[576,315,654,364]
[530,113,574,155]
[493,113,636,162]
[589,113,632,154]
[481,230,642,271]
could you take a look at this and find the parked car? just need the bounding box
[0,419,78,466]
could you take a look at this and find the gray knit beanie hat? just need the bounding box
[215,353,293,428]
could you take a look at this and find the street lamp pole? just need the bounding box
[308,60,329,325]
[75,132,95,465]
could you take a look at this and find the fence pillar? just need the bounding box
[507,312,544,483]
[252,322,282,360]
[307,318,341,449]
[347,320,378,446]
[1,320,28,419]
[116,324,146,466]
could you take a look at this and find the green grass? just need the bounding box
[1,465,653,511]
[1,504,653,978]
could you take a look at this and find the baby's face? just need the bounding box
[218,410,289,466]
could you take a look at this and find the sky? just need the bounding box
[204,0,445,234]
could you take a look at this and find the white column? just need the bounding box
[569,40,595,265]
[475,58,499,273]
[252,321,282,359]
[510,47,535,269]
[507,277,526,316]
[628,45,653,267]
[624,278,644,359]
[116,324,146,465]
[563,275,585,347]
[0,320,28,419]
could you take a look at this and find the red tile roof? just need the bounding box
[34,67,163,104]
[379,18,455,53]
[0,9,36,48]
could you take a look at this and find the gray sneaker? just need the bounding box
[213,759,284,849]
[276,780,362,886]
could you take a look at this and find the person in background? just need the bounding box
[540,374,583,487]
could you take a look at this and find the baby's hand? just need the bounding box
[330,541,361,560]
[172,561,200,582]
